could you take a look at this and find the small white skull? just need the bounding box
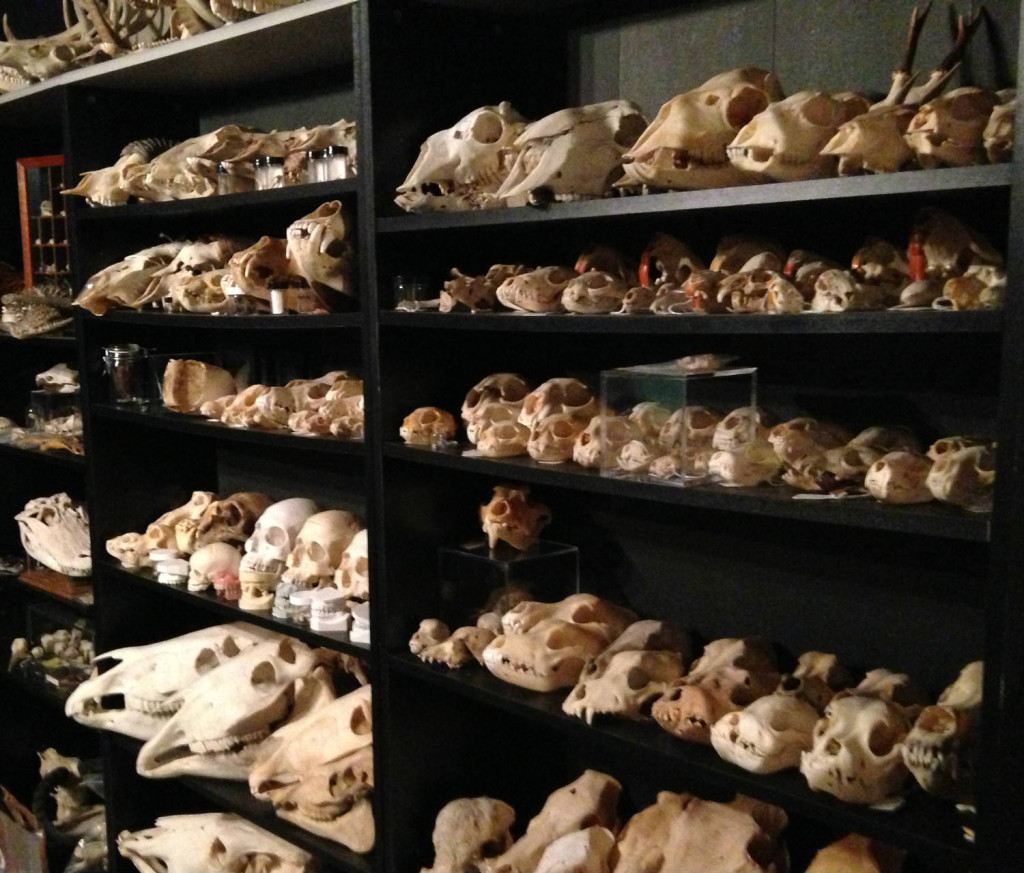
[188,542,242,593]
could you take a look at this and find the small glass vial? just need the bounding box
[323,145,350,180]
[306,149,325,184]
[217,161,254,195]
[254,156,286,191]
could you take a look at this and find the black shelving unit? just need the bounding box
[1,0,1021,871]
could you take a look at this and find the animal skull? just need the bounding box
[905,87,998,168]
[496,266,576,313]
[527,414,586,463]
[422,797,516,873]
[286,201,354,297]
[800,695,912,805]
[561,271,629,314]
[476,419,530,458]
[16,493,91,577]
[562,649,685,725]
[820,104,917,175]
[805,833,906,873]
[810,269,886,312]
[925,444,996,510]
[334,529,370,601]
[864,452,933,504]
[502,592,637,639]
[188,542,242,593]
[396,102,528,212]
[401,406,457,446]
[535,826,616,873]
[194,492,273,550]
[420,626,496,669]
[462,373,532,440]
[984,91,1015,163]
[711,692,820,774]
[519,378,597,429]
[573,415,637,469]
[74,241,186,315]
[282,510,362,587]
[479,485,551,551]
[483,619,611,692]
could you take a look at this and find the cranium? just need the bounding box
[161,359,236,414]
[805,833,906,873]
[621,68,784,189]
[925,444,995,510]
[0,23,94,93]
[617,284,658,313]
[62,152,148,207]
[396,102,528,212]
[659,406,722,454]
[408,619,451,656]
[864,452,933,504]
[902,660,982,803]
[983,91,1015,163]
[497,100,647,203]
[519,378,597,429]
[711,235,786,275]
[851,238,909,295]
[800,695,912,805]
[479,485,551,551]
[617,439,655,473]
[810,269,886,312]
[527,413,586,464]
[286,201,354,297]
[106,531,149,569]
[848,425,921,455]
[188,542,242,593]
[483,619,612,692]
[117,812,314,873]
[763,273,806,313]
[136,637,318,779]
[461,373,532,440]
[905,87,998,168]
[625,402,671,444]
[820,104,917,175]
[475,419,530,458]
[777,651,855,714]
[927,435,989,462]
[226,236,296,303]
[573,415,637,469]
[496,266,576,313]
[652,637,781,744]
[442,264,528,313]
[334,529,370,601]
[65,623,275,739]
[480,770,621,873]
[422,797,515,873]
[910,208,1004,279]
[935,264,1007,310]
[563,649,685,725]
[249,685,374,852]
[194,492,274,550]
[711,692,820,774]
[282,510,362,587]
[420,626,496,669]
[728,91,870,181]
[709,442,782,487]
[16,493,91,577]
[136,235,250,308]
[74,241,186,315]
[277,117,358,184]
[400,406,457,446]
[561,271,629,314]
[638,233,705,288]
[712,407,771,451]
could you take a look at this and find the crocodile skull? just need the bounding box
[16,493,91,577]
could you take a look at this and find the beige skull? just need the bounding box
[286,201,354,297]
[905,87,998,168]
[496,266,576,313]
[282,510,362,587]
[479,485,550,551]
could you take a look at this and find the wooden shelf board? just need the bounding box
[378,165,1011,232]
[390,652,975,865]
[384,442,991,541]
[93,404,366,457]
[379,308,1003,335]
[101,562,370,658]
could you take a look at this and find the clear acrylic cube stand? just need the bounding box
[437,540,579,628]
[600,360,758,486]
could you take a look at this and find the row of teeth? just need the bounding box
[498,656,537,675]
[127,696,181,715]
[188,728,269,754]
[904,745,956,768]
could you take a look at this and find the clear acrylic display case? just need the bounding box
[27,389,82,437]
[437,540,579,629]
[600,358,758,486]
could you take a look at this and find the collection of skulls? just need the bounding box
[397,10,1012,213]
[9,624,95,696]
[16,492,92,577]
[64,119,357,206]
[37,748,107,867]
[74,201,355,316]
[2,363,84,455]
[412,586,983,812]
[163,361,364,439]
[409,374,997,511]
[413,207,1004,316]
[0,1,313,94]
[106,492,369,635]
[66,622,376,852]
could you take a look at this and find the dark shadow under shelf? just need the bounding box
[92,405,365,457]
[108,734,373,873]
[84,311,362,330]
[0,332,76,347]
[100,561,369,658]
[384,443,991,542]
[73,179,357,223]
[378,165,1011,232]
[379,308,1003,335]
[390,652,974,867]
[0,571,92,615]
[1,667,77,712]
[0,440,85,470]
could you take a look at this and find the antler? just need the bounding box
[877,1,933,107]
[904,4,984,105]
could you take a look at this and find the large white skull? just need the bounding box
[621,68,784,189]
[904,87,998,168]
[334,529,370,601]
[728,91,869,182]
[16,493,91,577]
[117,812,314,873]
[902,660,983,803]
[65,623,275,739]
[652,637,781,744]
[480,770,621,873]
[820,104,917,175]
[136,637,318,779]
[250,685,375,852]
[422,797,515,873]
[242,498,319,579]
[562,649,685,725]
[282,510,362,587]
[497,100,647,203]
[74,241,187,315]
[711,692,820,774]
[800,696,912,805]
[396,102,528,212]
[286,201,354,297]
[188,542,242,592]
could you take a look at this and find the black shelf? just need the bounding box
[109,734,373,873]
[73,179,358,222]
[379,308,1003,335]
[0,572,93,615]
[101,561,369,658]
[0,440,85,470]
[0,332,76,347]
[391,653,974,867]
[378,165,1011,233]
[93,405,365,457]
[86,311,361,330]
[384,442,991,542]
[1,667,77,712]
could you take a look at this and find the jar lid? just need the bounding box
[324,145,349,156]
[307,148,326,160]
[103,343,145,358]
[254,156,284,167]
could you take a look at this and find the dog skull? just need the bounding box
[563,649,685,725]
[711,693,820,774]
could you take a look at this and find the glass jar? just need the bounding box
[306,149,324,184]
[254,156,286,191]
[102,344,148,404]
[322,145,350,180]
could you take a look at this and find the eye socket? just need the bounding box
[627,667,650,690]
[471,111,504,144]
